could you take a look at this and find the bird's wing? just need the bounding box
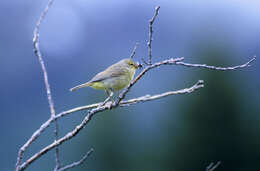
[89,64,127,83]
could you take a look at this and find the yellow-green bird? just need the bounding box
[70,58,140,101]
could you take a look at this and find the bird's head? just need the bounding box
[123,58,141,69]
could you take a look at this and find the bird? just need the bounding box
[70,58,140,104]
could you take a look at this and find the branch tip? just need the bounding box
[248,55,256,64]
[206,161,221,171]
[155,6,160,13]
[197,80,204,85]
[175,56,256,71]
[147,5,161,65]
[130,43,139,59]
[58,148,94,171]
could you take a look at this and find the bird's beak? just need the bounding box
[135,62,142,69]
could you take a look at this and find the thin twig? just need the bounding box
[206,161,221,171]
[58,148,94,171]
[122,80,204,104]
[147,6,160,65]
[130,43,139,59]
[141,57,149,66]
[175,56,256,71]
[18,79,204,171]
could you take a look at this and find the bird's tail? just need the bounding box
[70,82,91,92]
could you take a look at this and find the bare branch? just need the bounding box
[58,148,94,171]
[122,80,204,105]
[33,0,61,169]
[147,6,160,65]
[175,56,256,71]
[18,79,204,171]
[130,43,139,59]
[206,161,221,171]
[15,0,60,170]
[15,55,255,170]
[58,79,204,116]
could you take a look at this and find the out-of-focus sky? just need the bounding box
[0,0,259,171]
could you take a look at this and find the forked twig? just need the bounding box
[147,6,160,65]
[176,56,256,71]
[58,148,94,171]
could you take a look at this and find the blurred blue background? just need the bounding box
[1,0,260,170]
